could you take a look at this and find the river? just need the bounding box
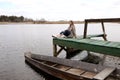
[0,23,120,80]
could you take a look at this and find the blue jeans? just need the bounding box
[60,30,71,36]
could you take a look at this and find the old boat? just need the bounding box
[25,52,116,80]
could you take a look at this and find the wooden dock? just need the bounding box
[52,18,120,79]
[53,18,120,57]
[53,38,120,57]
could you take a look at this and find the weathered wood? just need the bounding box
[93,67,116,80]
[83,21,88,38]
[53,44,57,57]
[53,34,107,57]
[53,44,68,57]
[31,52,106,72]
[66,68,85,76]
[55,65,71,71]
[25,52,119,80]
[83,19,108,40]
[44,61,56,66]
[101,22,107,41]
[78,34,107,39]
[25,53,81,80]
[56,47,64,56]
[25,52,97,80]
[83,18,120,41]
[81,72,96,79]
[85,18,120,23]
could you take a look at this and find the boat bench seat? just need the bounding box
[53,38,120,57]
[93,67,116,80]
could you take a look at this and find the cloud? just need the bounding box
[0,0,39,5]
[0,0,120,20]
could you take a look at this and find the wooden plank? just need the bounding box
[25,53,85,80]
[53,44,57,57]
[52,64,58,67]
[25,52,120,80]
[78,34,106,39]
[66,68,85,76]
[85,18,120,23]
[44,61,56,66]
[83,21,88,38]
[55,65,71,71]
[87,34,105,38]
[81,71,96,79]
[31,53,106,72]
[93,67,116,80]
[101,22,107,41]
[53,38,120,57]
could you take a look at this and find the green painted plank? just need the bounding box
[77,34,105,39]
[53,38,120,57]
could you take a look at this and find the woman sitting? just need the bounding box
[53,20,76,38]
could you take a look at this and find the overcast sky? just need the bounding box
[0,0,120,21]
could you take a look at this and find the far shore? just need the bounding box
[0,21,84,25]
[0,22,34,25]
[1,21,120,25]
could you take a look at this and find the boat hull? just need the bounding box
[25,53,86,80]
[25,52,120,80]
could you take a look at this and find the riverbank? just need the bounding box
[0,22,34,25]
[0,21,84,25]
[34,21,84,24]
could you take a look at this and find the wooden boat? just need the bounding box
[24,52,116,80]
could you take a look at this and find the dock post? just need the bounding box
[83,20,88,38]
[53,44,66,57]
[101,21,107,41]
[53,44,57,57]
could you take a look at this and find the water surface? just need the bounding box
[0,23,120,80]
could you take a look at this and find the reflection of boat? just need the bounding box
[25,52,116,80]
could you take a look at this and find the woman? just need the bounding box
[53,20,76,38]
[67,20,76,38]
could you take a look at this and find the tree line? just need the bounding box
[0,15,83,24]
[0,15,25,22]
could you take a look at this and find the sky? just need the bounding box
[0,0,120,21]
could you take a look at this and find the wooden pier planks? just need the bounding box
[53,38,120,57]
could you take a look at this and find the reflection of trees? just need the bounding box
[0,15,25,22]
